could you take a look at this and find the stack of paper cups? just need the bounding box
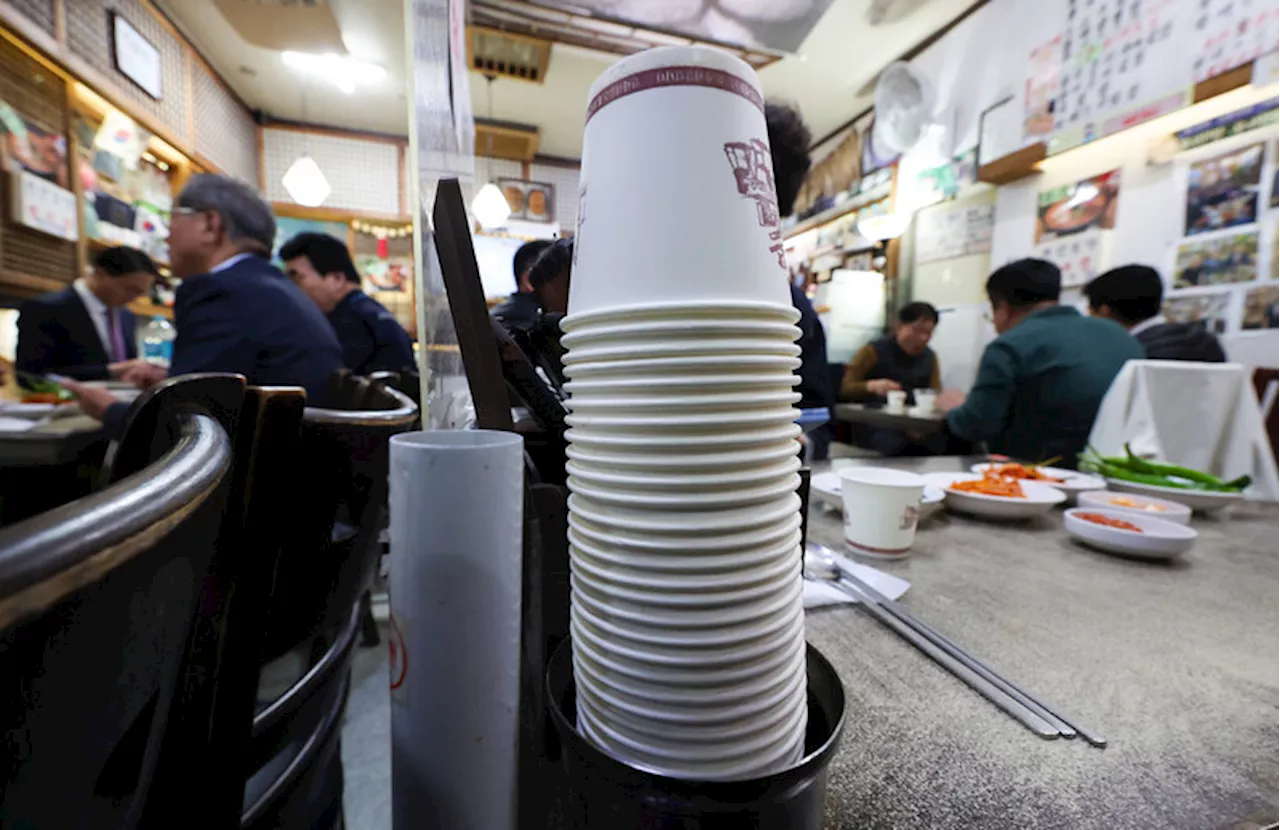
[563,45,807,781]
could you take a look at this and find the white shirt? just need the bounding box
[1128,316,1166,338]
[72,278,115,359]
[209,252,255,274]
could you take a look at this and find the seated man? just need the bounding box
[523,238,574,390]
[66,174,344,427]
[938,258,1144,468]
[1084,264,1227,362]
[491,239,552,335]
[840,302,942,456]
[280,232,416,374]
[16,246,156,381]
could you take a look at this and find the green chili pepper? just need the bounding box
[1123,444,1249,492]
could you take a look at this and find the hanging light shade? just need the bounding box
[471,182,511,229]
[282,155,331,207]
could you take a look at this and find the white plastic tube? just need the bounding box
[389,430,524,830]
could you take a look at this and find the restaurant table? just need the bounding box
[832,402,945,435]
[805,456,1278,830]
[0,414,107,524]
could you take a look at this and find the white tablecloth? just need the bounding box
[1089,360,1278,500]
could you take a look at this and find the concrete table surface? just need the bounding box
[832,403,945,435]
[806,456,1278,830]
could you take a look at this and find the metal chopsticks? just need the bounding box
[810,542,1106,747]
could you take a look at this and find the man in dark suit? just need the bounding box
[279,232,415,374]
[16,246,156,381]
[66,174,343,428]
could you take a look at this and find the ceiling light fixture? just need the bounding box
[281,51,386,95]
[856,212,911,242]
[282,155,331,207]
[471,75,511,229]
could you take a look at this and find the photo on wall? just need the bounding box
[1184,142,1263,236]
[1173,231,1258,288]
[1163,291,1232,335]
[1035,169,1120,243]
[1241,284,1279,330]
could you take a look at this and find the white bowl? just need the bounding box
[567,470,799,509]
[1076,490,1193,525]
[924,472,1066,519]
[1104,478,1243,513]
[969,463,1105,504]
[561,300,800,332]
[564,354,802,379]
[566,421,801,450]
[568,491,800,534]
[566,390,801,412]
[1063,508,1198,559]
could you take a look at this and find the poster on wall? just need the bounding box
[357,254,412,293]
[1173,231,1259,287]
[1241,284,1279,329]
[1034,228,1105,289]
[498,179,554,223]
[1035,169,1120,244]
[272,216,349,266]
[1023,0,1191,150]
[1184,142,1264,235]
[915,196,995,265]
[0,104,68,188]
[1190,0,1280,83]
[1163,290,1232,335]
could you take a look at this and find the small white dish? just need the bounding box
[1076,490,1193,525]
[925,472,1066,520]
[809,470,943,517]
[1063,507,1198,560]
[1104,478,1243,513]
[970,463,1105,504]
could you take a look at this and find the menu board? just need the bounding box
[1190,0,1280,83]
[914,196,996,265]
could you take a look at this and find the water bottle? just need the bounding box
[141,315,175,367]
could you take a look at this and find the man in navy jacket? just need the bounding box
[16,246,155,381]
[67,174,343,429]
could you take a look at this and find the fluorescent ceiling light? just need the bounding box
[282,155,331,207]
[281,51,386,95]
[472,182,511,229]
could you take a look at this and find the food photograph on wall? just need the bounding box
[1034,169,1120,243]
[1184,142,1264,235]
[1173,231,1259,287]
[1164,290,1232,334]
[1242,284,1279,330]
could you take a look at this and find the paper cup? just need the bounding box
[564,374,799,396]
[885,390,906,414]
[565,389,801,413]
[567,469,800,509]
[912,390,937,414]
[565,421,801,450]
[567,491,800,534]
[571,568,803,630]
[561,318,801,349]
[566,439,801,471]
[571,46,790,316]
[839,467,926,558]
[562,339,801,365]
[569,532,800,593]
[563,354,801,379]
[565,406,798,430]
[561,299,800,333]
[566,455,800,491]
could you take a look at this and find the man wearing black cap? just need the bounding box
[1084,264,1226,362]
[937,258,1144,467]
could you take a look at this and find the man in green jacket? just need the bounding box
[937,258,1144,468]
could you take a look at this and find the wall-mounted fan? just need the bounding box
[872,61,934,156]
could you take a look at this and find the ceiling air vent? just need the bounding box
[475,120,540,162]
[468,26,552,84]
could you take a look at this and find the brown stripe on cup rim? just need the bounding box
[586,65,764,124]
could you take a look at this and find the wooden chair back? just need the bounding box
[0,407,236,828]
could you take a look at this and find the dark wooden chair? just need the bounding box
[243,380,417,827]
[0,381,241,828]
[1252,367,1279,461]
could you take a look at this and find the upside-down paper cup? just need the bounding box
[571,46,791,316]
[561,300,800,333]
